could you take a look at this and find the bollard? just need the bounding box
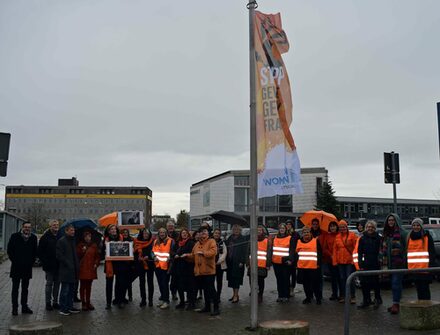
[400,300,440,330]
[259,320,309,335]
[9,321,63,335]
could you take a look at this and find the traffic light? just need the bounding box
[0,132,11,177]
[384,152,400,184]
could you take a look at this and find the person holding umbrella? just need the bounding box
[271,223,296,303]
[76,231,100,311]
[225,224,249,303]
[332,220,358,304]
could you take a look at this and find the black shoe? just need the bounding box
[357,302,370,309]
[175,303,185,309]
[196,307,210,313]
[12,308,18,316]
[148,301,153,307]
[52,303,60,310]
[302,298,312,304]
[22,306,33,314]
[128,296,133,302]
[210,308,220,316]
[329,295,338,301]
[316,299,322,305]
[122,298,129,304]
[46,304,54,311]
[185,304,196,311]
[118,303,125,309]
[140,301,146,308]
[105,304,111,310]
[73,297,81,303]
[172,294,178,301]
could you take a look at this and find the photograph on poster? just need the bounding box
[117,210,144,229]
[105,241,134,260]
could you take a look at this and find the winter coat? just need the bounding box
[321,232,337,264]
[77,242,100,280]
[188,238,217,276]
[382,213,408,269]
[173,239,196,277]
[37,230,59,273]
[332,231,358,265]
[56,235,80,283]
[215,239,227,270]
[7,232,38,279]
[357,231,381,270]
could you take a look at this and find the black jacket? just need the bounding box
[38,230,59,273]
[56,235,79,283]
[173,239,196,277]
[358,231,381,270]
[226,234,249,272]
[7,232,38,279]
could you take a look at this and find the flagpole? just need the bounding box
[247,0,258,330]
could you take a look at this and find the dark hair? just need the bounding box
[22,221,31,226]
[328,221,339,232]
[104,224,120,237]
[64,224,74,231]
[137,228,152,241]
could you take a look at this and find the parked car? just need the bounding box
[423,225,440,262]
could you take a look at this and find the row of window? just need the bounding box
[340,203,440,215]
[7,188,149,195]
[7,198,147,204]
[234,188,293,213]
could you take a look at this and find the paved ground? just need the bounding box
[1,260,440,335]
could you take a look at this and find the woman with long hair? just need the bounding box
[134,228,155,307]
[213,228,227,302]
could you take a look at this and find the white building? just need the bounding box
[190,168,328,228]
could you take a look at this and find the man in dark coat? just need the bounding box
[56,224,80,315]
[38,219,60,310]
[7,221,38,316]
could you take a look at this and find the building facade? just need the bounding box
[0,211,27,251]
[4,178,152,227]
[190,168,328,229]
[336,196,440,226]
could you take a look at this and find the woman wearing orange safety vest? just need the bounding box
[356,220,382,309]
[272,223,296,303]
[247,225,272,303]
[296,226,322,304]
[152,227,175,309]
[332,220,358,304]
[407,218,437,300]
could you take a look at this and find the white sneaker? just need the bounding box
[156,300,164,307]
[160,302,169,309]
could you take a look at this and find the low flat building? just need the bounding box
[336,196,440,226]
[190,168,328,229]
[4,178,152,228]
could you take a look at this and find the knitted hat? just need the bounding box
[411,218,424,228]
[338,219,348,227]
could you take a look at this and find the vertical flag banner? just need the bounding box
[255,11,303,198]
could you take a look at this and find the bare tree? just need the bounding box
[25,203,49,233]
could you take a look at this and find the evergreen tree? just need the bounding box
[315,181,341,219]
[176,209,189,228]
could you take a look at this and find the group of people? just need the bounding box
[6,213,437,318]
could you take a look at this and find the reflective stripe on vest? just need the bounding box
[272,236,291,264]
[353,237,360,270]
[258,239,268,268]
[153,239,172,270]
[407,236,429,269]
[296,238,318,269]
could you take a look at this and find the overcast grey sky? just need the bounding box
[1,0,439,217]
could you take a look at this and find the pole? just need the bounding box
[248,0,258,330]
[391,151,397,214]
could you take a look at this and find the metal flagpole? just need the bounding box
[247,0,258,330]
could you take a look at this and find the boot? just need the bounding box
[22,305,33,314]
[390,303,399,314]
[12,306,18,316]
[210,303,220,316]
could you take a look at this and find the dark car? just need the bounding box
[422,225,440,262]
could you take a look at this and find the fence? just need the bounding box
[344,267,440,335]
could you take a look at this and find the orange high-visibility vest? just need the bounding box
[257,238,268,268]
[296,238,318,269]
[153,238,172,270]
[272,236,291,264]
[353,237,360,270]
[407,236,429,269]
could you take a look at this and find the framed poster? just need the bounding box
[105,241,134,261]
[117,210,145,229]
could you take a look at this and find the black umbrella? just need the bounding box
[210,210,248,226]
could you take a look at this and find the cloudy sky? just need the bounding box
[1,0,439,217]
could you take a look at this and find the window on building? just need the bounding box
[278,195,292,212]
[234,188,249,212]
[262,196,277,212]
[234,176,249,186]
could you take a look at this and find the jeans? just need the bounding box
[45,271,60,305]
[391,273,403,303]
[301,269,322,301]
[338,264,355,298]
[328,264,340,298]
[139,268,155,303]
[155,269,170,303]
[11,278,30,308]
[59,282,74,313]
